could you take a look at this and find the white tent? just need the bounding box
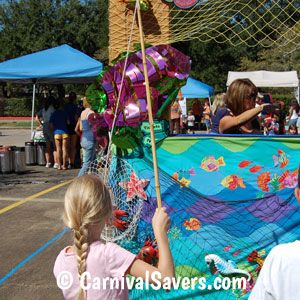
[227,71,299,87]
[227,70,299,101]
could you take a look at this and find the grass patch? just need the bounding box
[0,121,38,127]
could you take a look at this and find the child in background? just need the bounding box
[288,124,298,135]
[268,116,279,135]
[263,115,279,136]
[181,114,188,133]
[54,175,174,300]
[187,110,195,134]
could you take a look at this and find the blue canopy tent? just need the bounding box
[0,44,103,136]
[178,77,214,115]
[181,77,214,98]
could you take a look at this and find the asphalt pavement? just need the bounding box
[0,135,77,299]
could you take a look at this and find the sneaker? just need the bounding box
[67,164,73,169]
[45,163,52,168]
[53,163,59,169]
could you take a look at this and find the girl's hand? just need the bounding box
[152,207,170,237]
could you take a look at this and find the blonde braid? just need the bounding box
[74,225,89,300]
[63,175,113,300]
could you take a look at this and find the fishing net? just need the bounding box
[109,0,300,61]
[125,135,300,299]
[86,135,300,299]
[88,154,145,242]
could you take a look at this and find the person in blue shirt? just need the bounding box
[64,92,79,168]
[50,99,70,170]
[211,93,229,134]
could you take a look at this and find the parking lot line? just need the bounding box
[0,227,69,285]
[0,179,73,215]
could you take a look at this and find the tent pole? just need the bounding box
[31,83,36,140]
[136,1,162,209]
[208,96,212,107]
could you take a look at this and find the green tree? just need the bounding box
[181,0,300,93]
[0,0,108,61]
[240,22,300,73]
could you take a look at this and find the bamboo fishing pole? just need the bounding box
[136,0,162,209]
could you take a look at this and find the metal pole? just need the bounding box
[30,83,36,140]
[136,1,162,208]
[208,96,212,107]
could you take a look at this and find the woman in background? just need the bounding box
[64,92,79,169]
[77,98,96,177]
[50,99,70,170]
[36,96,56,167]
[287,100,299,126]
[220,79,269,134]
[169,99,182,134]
[210,93,227,134]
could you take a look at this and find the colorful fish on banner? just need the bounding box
[200,156,226,172]
[120,136,300,300]
[183,217,201,230]
[273,149,289,169]
[221,174,246,190]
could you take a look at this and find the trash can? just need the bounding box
[25,141,36,165]
[0,146,13,174]
[0,150,1,172]
[37,142,46,166]
[13,147,26,174]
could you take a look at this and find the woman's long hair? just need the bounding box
[211,93,226,115]
[225,79,258,115]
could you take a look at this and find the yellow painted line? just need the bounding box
[0,179,73,215]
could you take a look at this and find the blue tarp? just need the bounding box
[0,44,102,84]
[181,77,214,98]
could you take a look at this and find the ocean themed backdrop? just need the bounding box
[116,135,300,299]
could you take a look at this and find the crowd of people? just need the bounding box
[171,79,300,136]
[36,92,96,176]
[37,80,299,175]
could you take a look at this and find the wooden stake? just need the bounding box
[136,2,162,208]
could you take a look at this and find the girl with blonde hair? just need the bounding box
[54,174,174,300]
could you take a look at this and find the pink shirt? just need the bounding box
[53,241,136,300]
